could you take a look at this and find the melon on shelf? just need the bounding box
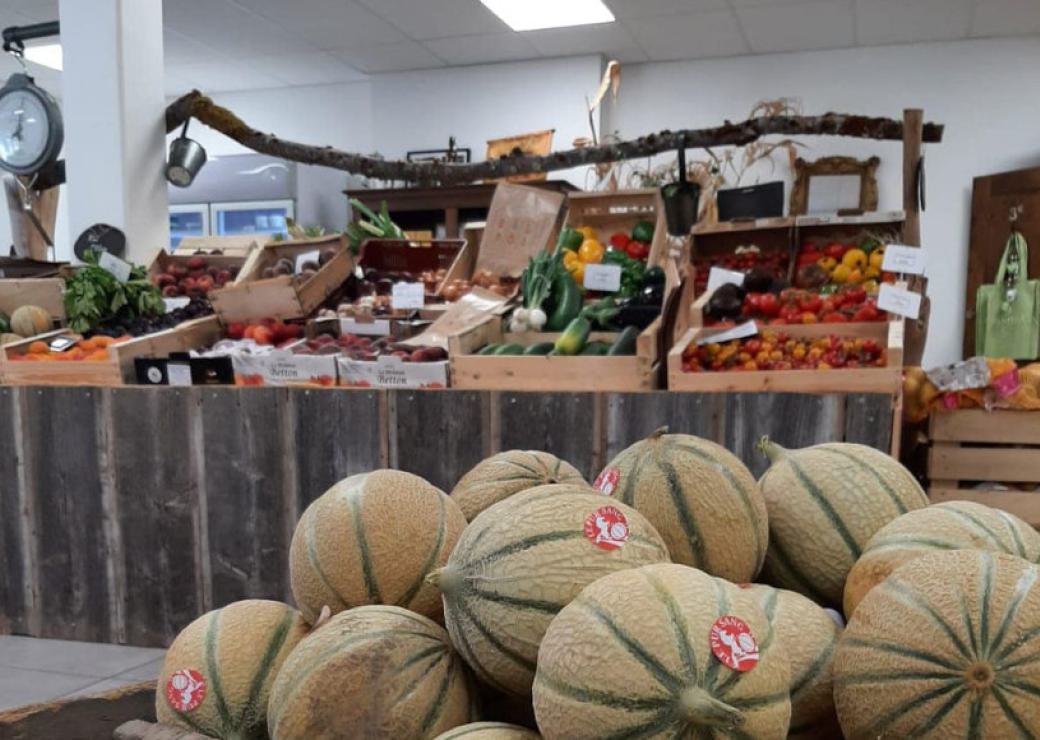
[451,450,586,521]
[434,722,541,739]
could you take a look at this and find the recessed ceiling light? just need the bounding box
[481,0,615,31]
[23,43,63,71]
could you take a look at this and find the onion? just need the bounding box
[528,308,547,331]
[509,315,528,333]
[514,308,529,322]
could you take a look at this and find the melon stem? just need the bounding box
[678,687,744,728]
[426,566,464,595]
[757,436,787,462]
[650,426,670,440]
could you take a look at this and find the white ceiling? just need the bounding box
[0,0,1038,94]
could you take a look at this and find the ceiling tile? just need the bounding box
[332,40,446,73]
[164,28,223,66]
[163,0,310,56]
[524,22,648,61]
[856,0,971,46]
[423,33,539,66]
[244,51,369,84]
[730,0,826,6]
[232,0,407,49]
[169,59,286,93]
[736,0,855,53]
[356,0,509,39]
[972,0,1040,36]
[2,0,58,23]
[626,10,749,60]
[604,0,729,19]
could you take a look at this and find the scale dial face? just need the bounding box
[0,76,62,175]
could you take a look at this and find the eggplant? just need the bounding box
[706,283,745,321]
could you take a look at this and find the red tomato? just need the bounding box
[609,233,631,251]
[822,312,849,323]
[842,286,867,305]
[825,243,848,259]
[798,294,823,313]
[757,293,781,317]
[625,240,650,260]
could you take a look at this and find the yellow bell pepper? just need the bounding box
[577,226,598,241]
[571,262,586,285]
[578,239,605,264]
[563,249,582,272]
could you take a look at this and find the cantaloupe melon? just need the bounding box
[742,584,841,739]
[834,550,1040,739]
[156,599,308,740]
[451,450,586,520]
[289,469,466,624]
[595,429,768,581]
[0,332,23,345]
[844,500,1040,617]
[756,437,927,608]
[533,563,791,739]
[434,722,541,739]
[431,485,670,697]
[10,305,52,338]
[268,605,475,740]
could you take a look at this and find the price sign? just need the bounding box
[391,282,425,310]
[696,321,759,345]
[164,297,190,313]
[583,263,622,292]
[706,267,746,294]
[167,363,193,387]
[882,245,927,275]
[98,251,132,283]
[877,284,922,319]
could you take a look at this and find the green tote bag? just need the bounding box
[976,230,1040,360]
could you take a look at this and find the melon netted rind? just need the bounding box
[834,550,1040,740]
[756,439,928,609]
[9,305,52,338]
[268,605,477,740]
[289,469,467,624]
[433,721,542,739]
[156,599,309,740]
[596,431,768,582]
[743,584,841,739]
[450,450,587,521]
[433,486,671,697]
[533,563,791,740]
[843,500,1040,617]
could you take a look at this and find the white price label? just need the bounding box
[391,281,425,310]
[877,283,922,319]
[706,267,746,294]
[167,362,193,387]
[163,297,190,313]
[696,321,759,345]
[583,263,622,292]
[98,251,132,283]
[294,250,321,273]
[882,245,927,275]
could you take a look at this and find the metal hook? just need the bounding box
[1010,204,1024,224]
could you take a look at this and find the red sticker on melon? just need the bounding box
[584,506,629,550]
[594,467,620,495]
[166,669,207,712]
[709,616,759,672]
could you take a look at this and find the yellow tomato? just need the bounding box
[563,249,582,272]
[817,256,838,271]
[869,247,886,269]
[862,279,880,294]
[577,226,597,241]
[842,248,868,270]
[578,239,605,264]
[847,268,864,284]
[831,264,852,284]
[864,265,881,280]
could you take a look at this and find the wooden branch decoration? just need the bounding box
[166,90,944,186]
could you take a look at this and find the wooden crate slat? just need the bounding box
[844,394,895,451]
[930,409,1040,445]
[604,392,726,461]
[0,681,156,740]
[391,390,488,492]
[497,392,601,481]
[0,278,66,319]
[0,388,27,635]
[929,445,1040,484]
[930,487,1040,528]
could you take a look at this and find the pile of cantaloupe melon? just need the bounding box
[155,430,1040,739]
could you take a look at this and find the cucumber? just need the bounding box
[607,325,640,356]
[523,342,556,355]
[546,272,582,331]
[477,344,500,355]
[580,341,611,356]
[494,343,525,355]
[553,317,591,356]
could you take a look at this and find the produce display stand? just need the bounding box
[146,249,253,285]
[928,409,1040,527]
[0,681,155,740]
[208,235,353,322]
[0,277,66,319]
[564,188,670,265]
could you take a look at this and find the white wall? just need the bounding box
[606,37,1040,367]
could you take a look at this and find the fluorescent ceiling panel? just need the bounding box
[480,0,615,31]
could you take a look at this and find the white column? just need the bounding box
[59,0,168,263]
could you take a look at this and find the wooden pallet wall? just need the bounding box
[0,386,893,648]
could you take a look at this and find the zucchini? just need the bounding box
[477,344,500,355]
[546,272,582,331]
[580,341,611,356]
[524,342,556,355]
[494,343,525,355]
[607,326,640,356]
[554,317,591,356]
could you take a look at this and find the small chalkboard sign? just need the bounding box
[74,223,127,261]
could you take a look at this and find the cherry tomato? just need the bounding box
[798,294,823,313]
[758,293,781,317]
[822,312,849,323]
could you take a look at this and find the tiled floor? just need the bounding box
[0,636,164,711]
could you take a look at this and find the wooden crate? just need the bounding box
[0,278,66,319]
[929,410,1040,527]
[565,189,670,267]
[208,235,353,323]
[146,249,252,284]
[0,316,222,386]
[0,681,156,740]
[667,319,903,394]
[449,315,661,392]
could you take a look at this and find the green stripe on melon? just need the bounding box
[596,429,768,582]
[451,450,586,521]
[533,563,791,739]
[431,486,670,697]
[434,722,541,739]
[268,605,476,740]
[289,469,467,624]
[756,438,927,609]
[834,550,1040,740]
[844,500,1040,618]
[156,599,308,740]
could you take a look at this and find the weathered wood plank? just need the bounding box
[22,387,111,642]
[110,388,203,647]
[497,392,600,481]
[844,393,893,451]
[0,388,26,635]
[199,388,291,606]
[605,392,726,462]
[391,390,487,492]
[725,393,845,477]
[0,681,155,740]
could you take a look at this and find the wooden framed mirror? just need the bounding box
[790,155,880,215]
